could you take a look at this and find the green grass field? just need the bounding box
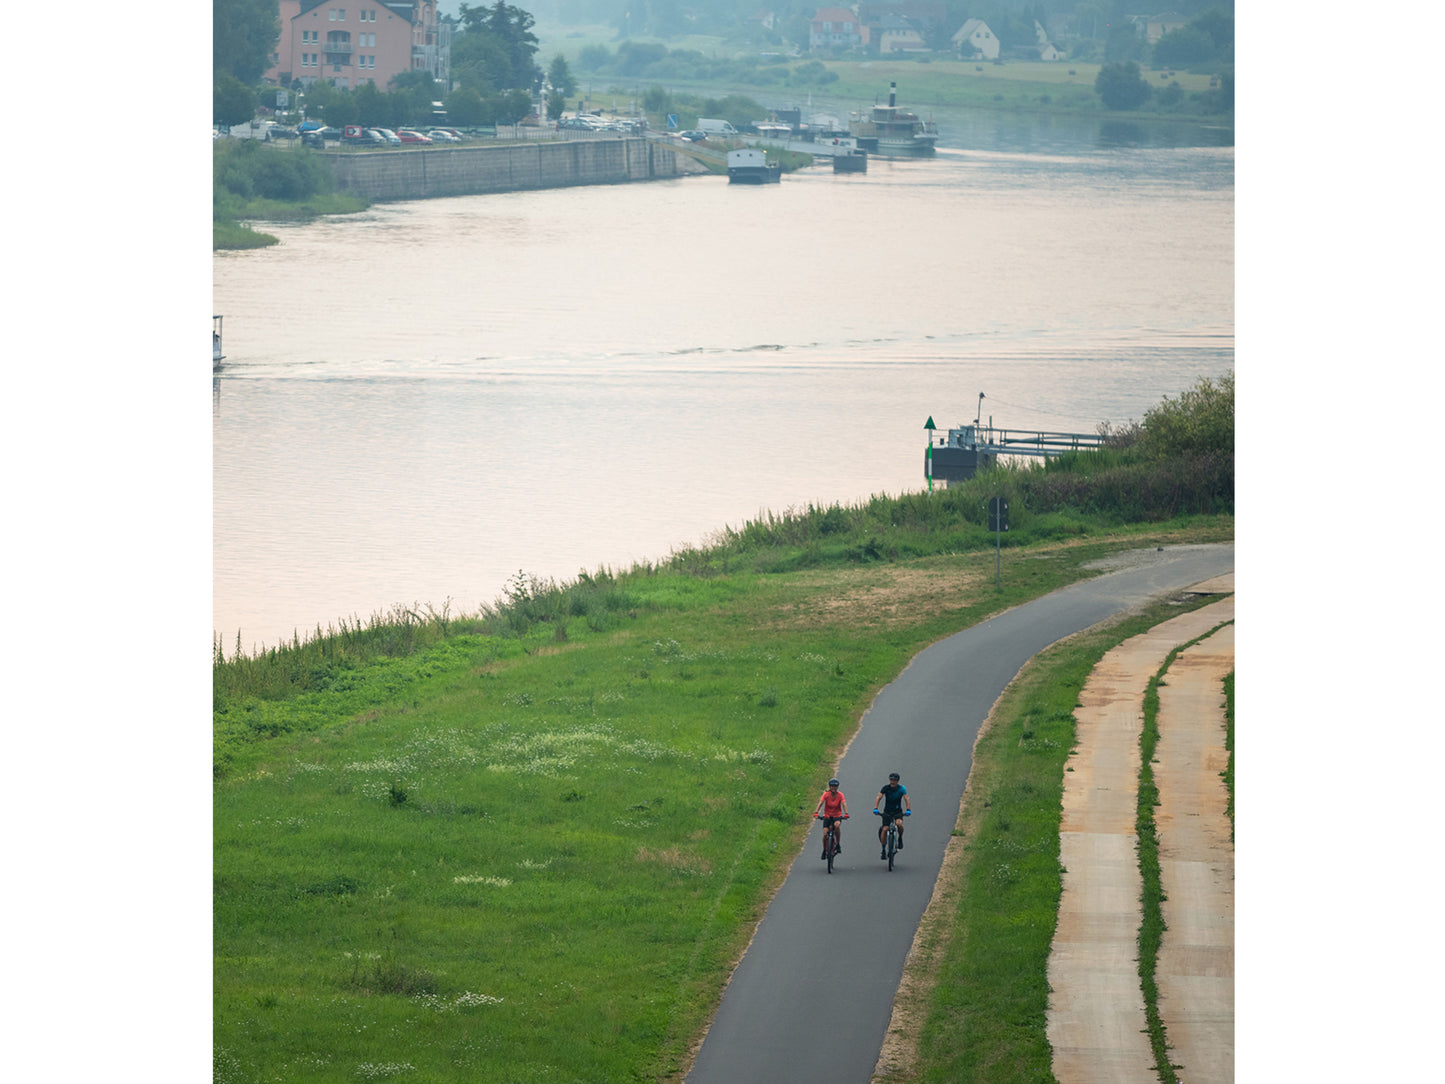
[214,523,1231,1083]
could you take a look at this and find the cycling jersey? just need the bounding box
[879,782,907,814]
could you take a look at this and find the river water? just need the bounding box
[213,115,1233,652]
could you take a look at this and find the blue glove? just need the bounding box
[904,810,911,816]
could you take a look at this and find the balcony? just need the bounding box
[324,40,353,57]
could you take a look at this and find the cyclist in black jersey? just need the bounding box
[873,772,911,858]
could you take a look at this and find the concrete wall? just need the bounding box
[322,138,706,200]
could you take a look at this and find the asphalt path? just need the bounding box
[685,543,1234,1084]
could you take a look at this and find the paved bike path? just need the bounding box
[684,544,1234,1084]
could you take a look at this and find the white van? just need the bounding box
[696,118,738,136]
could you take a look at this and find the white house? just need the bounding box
[877,15,928,54]
[1034,18,1063,61]
[952,18,998,60]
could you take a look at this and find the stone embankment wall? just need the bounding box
[323,138,707,200]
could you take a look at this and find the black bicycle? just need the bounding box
[874,809,910,871]
[815,813,848,873]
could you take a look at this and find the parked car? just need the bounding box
[426,129,461,143]
[677,130,706,142]
[397,129,432,144]
[430,127,468,141]
[370,128,402,145]
[301,126,341,147]
[558,117,594,130]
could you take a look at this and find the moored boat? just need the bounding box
[849,82,937,158]
[727,148,782,184]
[833,147,867,172]
[213,314,225,369]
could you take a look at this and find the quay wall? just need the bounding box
[322,138,707,201]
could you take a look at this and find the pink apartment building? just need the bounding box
[266,0,448,91]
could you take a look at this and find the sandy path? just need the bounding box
[1155,616,1234,1082]
[1046,591,1234,1083]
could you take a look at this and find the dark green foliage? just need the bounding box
[1095,61,1152,110]
[213,140,334,202]
[455,1,542,91]
[547,54,578,98]
[1152,25,1215,68]
[214,0,280,85]
[213,71,256,127]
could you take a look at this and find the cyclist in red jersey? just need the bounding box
[813,778,850,858]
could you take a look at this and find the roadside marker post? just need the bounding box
[988,496,1008,586]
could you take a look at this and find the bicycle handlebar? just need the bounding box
[872,809,911,815]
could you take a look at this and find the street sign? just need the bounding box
[988,497,1009,532]
[667,114,679,128]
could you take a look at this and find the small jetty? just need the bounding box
[924,401,1107,485]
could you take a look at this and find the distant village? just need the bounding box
[264,1,1197,96]
[804,5,1193,62]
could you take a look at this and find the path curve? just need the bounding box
[684,544,1233,1084]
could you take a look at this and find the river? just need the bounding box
[213,114,1233,652]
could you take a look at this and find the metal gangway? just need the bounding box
[925,412,1110,486]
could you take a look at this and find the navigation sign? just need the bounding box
[988,496,1008,586]
[988,497,1009,532]
[667,114,679,128]
[924,416,936,431]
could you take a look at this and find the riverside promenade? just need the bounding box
[1047,585,1235,1082]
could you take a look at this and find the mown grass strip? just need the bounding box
[888,593,1223,1083]
[1136,620,1233,1083]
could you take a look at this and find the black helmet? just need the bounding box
[889,772,900,781]
[828,778,840,786]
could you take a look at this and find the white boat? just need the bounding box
[213,315,225,369]
[849,82,937,158]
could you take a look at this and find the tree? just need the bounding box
[498,88,534,124]
[390,68,440,126]
[445,86,488,126]
[452,32,513,92]
[214,0,280,85]
[547,55,578,98]
[458,2,542,90]
[214,71,256,127]
[1153,25,1214,68]
[1095,61,1151,110]
[1192,8,1234,62]
[1138,372,1233,460]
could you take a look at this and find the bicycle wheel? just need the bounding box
[887,825,895,871]
[826,831,835,874]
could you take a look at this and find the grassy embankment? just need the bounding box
[215,377,1232,1083]
[214,138,369,250]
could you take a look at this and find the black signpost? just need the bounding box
[988,496,1008,586]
